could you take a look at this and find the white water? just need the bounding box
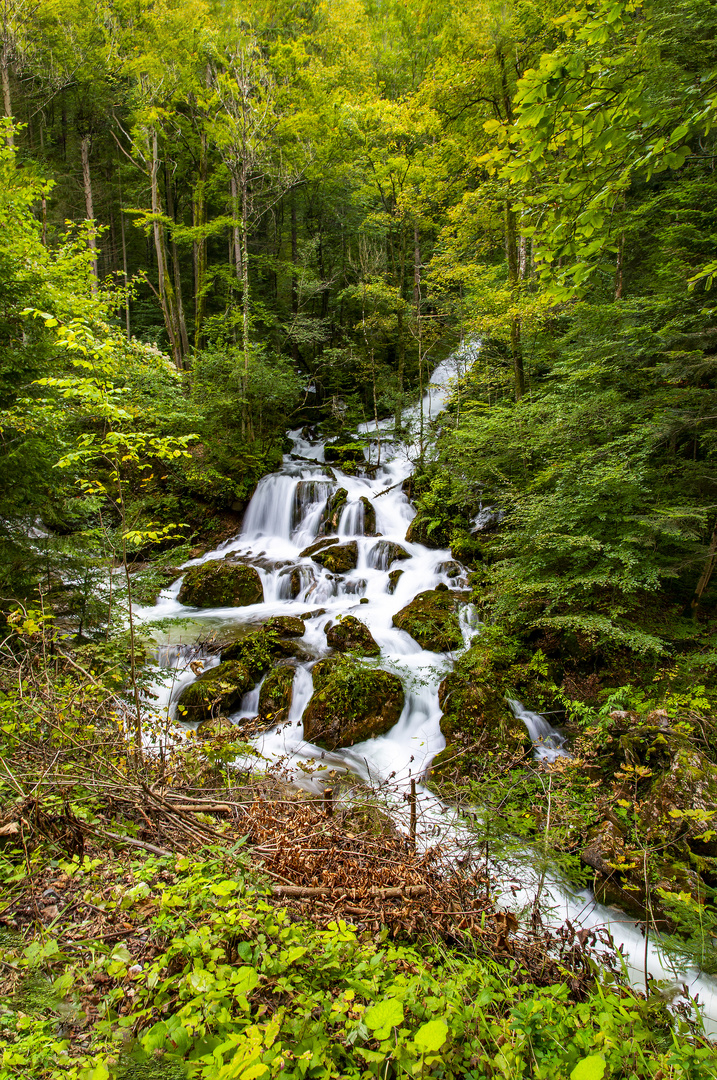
[136,343,717,1033]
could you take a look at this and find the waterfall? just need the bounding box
[507,699,569,761]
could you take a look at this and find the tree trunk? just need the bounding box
[164,156,190,358]
[1,45,13,144]
[689,520,717,618]
[505,201,525,401]
[291,188,299,363]
[81,135,98,291]
[615,231,625,300]
[150,129,182,368]
[193,129,208,350]
[414,221,424,459]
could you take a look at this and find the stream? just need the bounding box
[136,347,717,1034]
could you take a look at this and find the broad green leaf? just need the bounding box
[364,997,404,1038]
[414,1019,448,1053]
[571,1056,606,1080]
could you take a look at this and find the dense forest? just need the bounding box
[3,0,717,1077]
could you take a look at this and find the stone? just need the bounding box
[303,659,404,750]
[265,615,305,638]
[638,748,717,859]
[178,560,263,608]
[437,560,462,579]
[221,626,299,678]
[387,568,404,594]
[369,540,411,570]
[405,515,447,548]
[319,489,347,534]
[359,496,377,536]
[311,541,358,574]
[176,661,253,724]
[392,588,465,651]
[325,615,380,656]
[258,665,295,725]
[300,536,340,558]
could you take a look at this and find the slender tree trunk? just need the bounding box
[505,202,525,401]
[414,221,425,460]
[165,157,190,357]
[689,520,717,617]
[615,231,625,300]
[150,129,182,368]
[1,46,13,144]
[290,188,299,363]
[193,129,208,350]
[81,135,99,291]
[395,225,407,434]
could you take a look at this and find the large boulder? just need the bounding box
[258,665,295,726]
[176,661,253,723]
[303,658,404,750]
[300,536,339,558]
[178,560,263,608]
[638,748,717,859]
[221,625,300,678]
[392,587,465,651]
[265,615,305,638]
[311,541,358,574]
[369,540,410,570]
[324,442,365,473]
[359,497,377,536]
[325,615,380,656]
[405,514,448,548]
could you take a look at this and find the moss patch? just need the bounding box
[392,587,465,651]
[258,665,295,725]
[325,615,380,656]
[178,560,263,608]
[311,541,358,574]
[176,661,254,723]
[303,657,404,749]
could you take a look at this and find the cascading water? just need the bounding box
[136,340,717,1032]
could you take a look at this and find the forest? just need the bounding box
[2,0,717,1077]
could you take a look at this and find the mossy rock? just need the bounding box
[258,665,295,725]
[638,748,717,859]
[359,496,377,536]
[178,560,263,608]
[300,536,339,558]
[176,661,253,723]
[311,541,358,573]
[370,540,410,570]
[325,615,380,656]
[265,615,305,638]
[404,514,448,548]
[303,658,404,750]
[221,627,299,678]
[387,568,404,594]
[392,587,465,651]
[319,489,348,534]
[324,442,365,473]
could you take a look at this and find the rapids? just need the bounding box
[136,346,717,1033]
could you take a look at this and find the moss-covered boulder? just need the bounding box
[405,514,448,548]
[178,560,263,608]
[265,615,305,638]
[392,587,465,651]
[303,658,404,750]
[359,496,377,536]
[324,442,365,473]
[176,661,253,723]
[638,748,717,859]
[369,540,410,570]
[300,536,339,558]
[325,615,380,656]
[311,541,358,573]
[319,489,348,534]
[221,626,299,678]
[258,665,295,725]
[387,568,404,594]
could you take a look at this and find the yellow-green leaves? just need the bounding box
[364,996,404,1039]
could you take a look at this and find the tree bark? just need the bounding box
[80,135,98,291]
[689,520,717,618]
[150,129,182,368]
[193,129,208,350]
[505,201,525,401]
[1,47,12,144]
[290,187,299,363]
[164,156,190,357]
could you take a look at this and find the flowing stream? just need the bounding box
[136,346,717,1033]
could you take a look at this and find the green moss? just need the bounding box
[176,661,254,723]
[258,665,295,725]
[325,615,380,656]
[177,560,263,608]
[221,627,299,678]
[303,656,404,749]
[311,541,358,573]
[392,587,465,651]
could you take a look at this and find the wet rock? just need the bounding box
[638,748,717,859]
[300,536,340,558]
[581,819,646,918]
[369,540,411,570]
[221,626,300,678]
[392,588,465,651]
[292,480,332,531]
[319,489,348,534]
[303,658,404,750]
[311,541,358,574]
[258,665,295,725]
[360,496,377,536]
[325,615,380,656]
[265,615,305,638]
[387,568,404,594]
[404,514,447,548]
[301,608,326,619]
[343,578,367,596]
[176,661,253,723]
[178,560,263,608]
[438,560,462,579]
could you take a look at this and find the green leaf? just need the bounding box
[414,1019,448,1053]
[364,997,404,1038]
[571,1056,606,1080]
